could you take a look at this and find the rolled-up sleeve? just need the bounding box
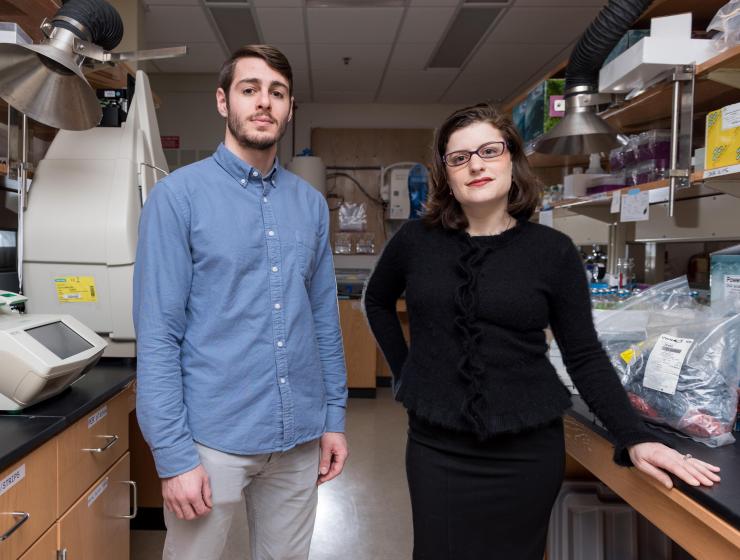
[133,181,199,478]
[308,201,348,433]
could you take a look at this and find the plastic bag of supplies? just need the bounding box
[595,277,740,447]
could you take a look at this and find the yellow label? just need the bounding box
[621,348,636,364]
[705,105,740,171]
[54,276,97,303]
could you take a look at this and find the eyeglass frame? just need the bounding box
[442,140,510,167]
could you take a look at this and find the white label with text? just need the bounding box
[0,464,25,497]
[88,405,108,429]
[88,477,109,508]
[643,335,693,395]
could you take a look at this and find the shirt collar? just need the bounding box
[213,143,281,187]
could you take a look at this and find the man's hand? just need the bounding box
[162,464,213,520]
[318,432,348,485]
[628,442,721,489]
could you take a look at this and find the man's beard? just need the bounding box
[227,109,288,151]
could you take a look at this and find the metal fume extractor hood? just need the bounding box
[533,0,654,156]
[0,0,185,131]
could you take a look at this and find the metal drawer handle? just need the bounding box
[82,434,119,453]
[0,511,30,541]
[117,480,138,519]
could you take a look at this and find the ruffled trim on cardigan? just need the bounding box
[454,236,493,435]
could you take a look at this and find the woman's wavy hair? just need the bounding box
[423,103,541,230]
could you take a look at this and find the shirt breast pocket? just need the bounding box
[296,230,319,285]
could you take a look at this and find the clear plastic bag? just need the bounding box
[338,202,368,232]
[333,232,354,254]
[596,277,740,447]
[708,0,740,52]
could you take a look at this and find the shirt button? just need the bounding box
[271,266,278,273]
[240,179,246,185]
[274,303,281,310]
[263,197,268,202]
[279,377,286,384]
[252,171,259,177]
[277,341,284,348]
[268,230,275,237]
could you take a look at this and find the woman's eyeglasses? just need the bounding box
[443,141,508,167]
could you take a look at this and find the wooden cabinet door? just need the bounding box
[339,300,377,389]
[0,440,57,560]
[58,453,133,560]
[17,525,57,560]
[57,386,133,515]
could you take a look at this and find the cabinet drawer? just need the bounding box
[18,525,56,560]
[0,440,57,560]
[57,386,134,515]
[58,453,133,560]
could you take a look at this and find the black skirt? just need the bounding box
[406,413,565,560]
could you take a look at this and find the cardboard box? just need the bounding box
[705,102,740,177]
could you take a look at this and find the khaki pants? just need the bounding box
[162,440,320,560]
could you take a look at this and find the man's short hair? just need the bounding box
[218,45,293,99]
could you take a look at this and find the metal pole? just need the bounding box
[668,77,681,218]
[16,113,28,295]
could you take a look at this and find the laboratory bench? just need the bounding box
[566,396,740,559]
[0,361,136,559]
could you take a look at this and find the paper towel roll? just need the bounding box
[287,156,326,195]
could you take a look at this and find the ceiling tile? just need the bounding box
[252,0,303,6]
[272,43,310,72]
[465,42,561,77]
[376,90,443,103]
[379,69,457,97]
[388,43,437,70]
[292,89,312,102]
[147,42,226,73]
[312,67,384,91]
[515,0,607,5]
[256,7,306,43]
[408,0,460,5]
[310,43,393,70]
[487,6,601,44]
[143,6,218,44]
[397,7,456,43]
[292,70,311,92]
[307,7,403,43]
[441,71,510,105]
[313,91,376,103]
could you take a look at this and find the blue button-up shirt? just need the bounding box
[133,143,347,478]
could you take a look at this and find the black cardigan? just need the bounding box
[362,218,656,465]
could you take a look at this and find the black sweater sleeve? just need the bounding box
[548,239,657,465]
[362,224,410,392]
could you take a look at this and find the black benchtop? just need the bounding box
[0,360,136,472]
[568,396,740,531]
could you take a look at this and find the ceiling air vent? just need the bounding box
[206,3,259,53]
[428,5,503,69]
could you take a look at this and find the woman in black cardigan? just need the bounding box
[362,103,720,560]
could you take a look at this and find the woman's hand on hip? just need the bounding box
[628,442,721,489]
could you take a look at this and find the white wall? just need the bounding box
[148,74,460,164]
[149,74,224,154]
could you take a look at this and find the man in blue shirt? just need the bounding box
[133,45,348,560]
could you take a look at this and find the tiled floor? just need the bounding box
[131,387,413,560]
